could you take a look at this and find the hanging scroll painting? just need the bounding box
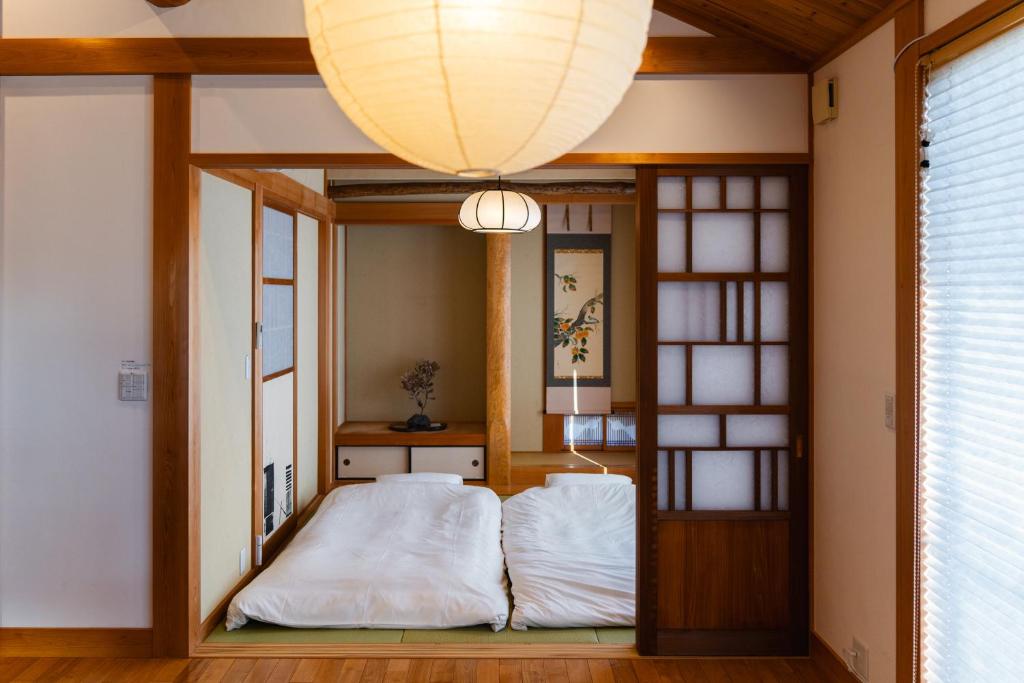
[545,204,612,413]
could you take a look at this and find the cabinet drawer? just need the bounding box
[410,446,485,480]
[336,446,408,479]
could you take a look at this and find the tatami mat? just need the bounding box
[206,621,634,645]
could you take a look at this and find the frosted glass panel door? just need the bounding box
[654,173,799,513]
[636,167,808,656]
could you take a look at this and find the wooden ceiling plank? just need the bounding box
[667,0,819,59]
[699,0,841,54]
[762,0,866,33]
[652,0,741,37]
[671,0,824,59]
[791,0,878,24]
[812,0,915,69]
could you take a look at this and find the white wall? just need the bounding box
[193,76,809,154]
[0,77,152,627]
[198,172,253,621]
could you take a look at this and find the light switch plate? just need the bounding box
[885,393,895,431]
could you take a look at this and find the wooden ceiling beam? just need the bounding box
[328,181,635,200]
[0,36,807,76]
[641,36,808,73]
[148,0,190,6]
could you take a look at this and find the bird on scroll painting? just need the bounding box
[552,293,604,365]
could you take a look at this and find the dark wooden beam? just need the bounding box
[0,36,807,76]
[327,180,635,200]
[148,0,190,6]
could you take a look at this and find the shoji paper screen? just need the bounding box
[919,24,1024,681]
[655,174,792,512]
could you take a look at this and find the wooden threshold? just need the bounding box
[192,642,639,659]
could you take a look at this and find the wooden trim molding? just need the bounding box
[152,74,198,659]
[0,37,806,76]
[0,628,153,658]
[809,632,859,683]
[206,168,333,219]
[191,152,811,171]
[916,0,1024,57]
[895,2,924,682]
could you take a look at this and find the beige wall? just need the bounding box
[510,226,545,451]
[198,172,253,621]
[811,2,979,679]
[296,213,319,511]
[345,225,486,423]
[510,207,636,452]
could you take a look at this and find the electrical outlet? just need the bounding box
[239,547,247,576]
[885,393,895,431]
[845,638,869,681]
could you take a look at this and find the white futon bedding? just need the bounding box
[501,482,636,629]
[226,481,508,631]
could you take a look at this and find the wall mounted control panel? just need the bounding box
[118,361,149,401]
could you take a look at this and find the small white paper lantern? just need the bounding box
[304,0,652,177]
[459,189,542,234]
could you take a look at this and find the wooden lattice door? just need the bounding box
[635,166,809,656]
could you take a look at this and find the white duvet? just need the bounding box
[501,483,636,629]
[226,482,508,631]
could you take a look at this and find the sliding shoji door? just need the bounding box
[254,201,299,559]
[636,166,808,656]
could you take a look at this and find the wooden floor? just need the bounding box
[0,656,842,682]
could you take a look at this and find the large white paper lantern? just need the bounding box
[304,0,652,177]
[459,189,541,233]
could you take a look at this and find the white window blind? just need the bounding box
[920,22,1024,683]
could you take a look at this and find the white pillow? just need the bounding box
[544,473,633,487]
[376,472,463,485]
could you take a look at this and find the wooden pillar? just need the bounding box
[485,234,512,487]
[152,74,198,657]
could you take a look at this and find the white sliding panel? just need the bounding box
[198,172,253,620]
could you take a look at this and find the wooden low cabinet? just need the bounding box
[411,446,485,480]
[334,422,487,482]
